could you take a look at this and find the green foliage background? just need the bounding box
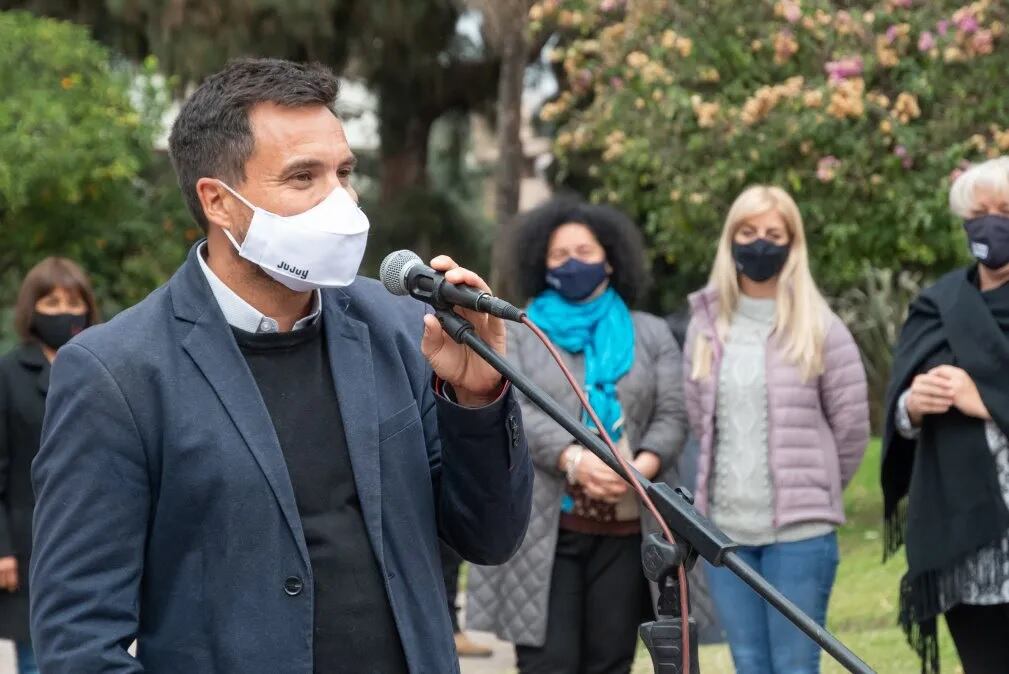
[535,0,1008,309]
[0,11,191,348]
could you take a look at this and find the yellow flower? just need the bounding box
[699,67,721,82]
[826,78,865,120]
[635,97,646,110]
[969,134,987,152]
[893,92,921,122]
[802,16,816,30]
[863,11,875,24]
[676,36,694,58]
[652,89,665,102]
[879,119,893,134]
[555,132,574,148]
[800,141,813,155]
[688,192,707,205]
[803,90,823,108]
[626,51,650,69]
[994,128,1009,150]
[691,96,721,128]
[661,30,678,50]
[669,189,682,202]
[528,5,543,21]
[751,39,764,52]
[870,174,883,186]
[773,30,799,64]
[943,46,965,63]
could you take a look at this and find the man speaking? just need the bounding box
[29,58,533,673]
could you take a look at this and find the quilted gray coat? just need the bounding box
[466,311,688,647]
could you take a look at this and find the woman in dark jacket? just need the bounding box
[884,156,1009,674]
[466,197,687,674]
[0,257,99,674]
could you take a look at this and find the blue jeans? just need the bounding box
[16,641,38,674]
[705,532,839,674]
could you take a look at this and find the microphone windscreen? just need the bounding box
[380,250,422,296]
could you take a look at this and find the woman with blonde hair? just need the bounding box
[684,185,869,674]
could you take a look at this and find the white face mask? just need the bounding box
[217,181,370,292]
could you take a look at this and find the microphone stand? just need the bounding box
[434,309,875,674]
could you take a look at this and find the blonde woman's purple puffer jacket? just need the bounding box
[683,286,870,528]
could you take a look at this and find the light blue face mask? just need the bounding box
[218,181,370,291]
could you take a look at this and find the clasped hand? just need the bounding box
[906,365,990,425]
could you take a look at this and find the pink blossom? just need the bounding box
[599,0,624,12]
[894,145,913,168]
[956,13,979,34]
[917,31,936,52]
[782,0,801,24]
[610,76,624,90]
[972,29,994,53]
[937,19,950,36]
[825,57,863,83]
[892,0,912,8]
[886,25,900,44]
[817,156,841,182]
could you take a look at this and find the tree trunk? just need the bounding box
[490,21,527,296]
[494,25,526,226]
[379,116,433,201]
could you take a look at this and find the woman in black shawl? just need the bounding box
[884,156,1009,674]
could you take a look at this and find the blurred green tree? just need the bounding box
[0,10,189,347]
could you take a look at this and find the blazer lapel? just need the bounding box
[323,296,384,567]
[171,246,311,569]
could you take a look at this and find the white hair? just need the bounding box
[949,156,1009,218]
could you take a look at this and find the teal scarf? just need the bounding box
[526,288,635,440]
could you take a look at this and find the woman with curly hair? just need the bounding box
[465,196,687,674]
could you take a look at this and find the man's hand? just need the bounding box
[421,256,505,407]
[930,365,991,421]
[906,371,955,426]
[0,556,18,592]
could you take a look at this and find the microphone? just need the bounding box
[380,250,525,322]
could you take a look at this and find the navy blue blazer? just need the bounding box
[30,245,532,673]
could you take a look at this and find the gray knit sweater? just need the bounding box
[710,295,833,546]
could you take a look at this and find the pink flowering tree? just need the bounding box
[531,0,1009,304]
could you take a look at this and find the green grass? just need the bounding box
[635,440,964,674]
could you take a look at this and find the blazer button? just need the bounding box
[284,576,304,596]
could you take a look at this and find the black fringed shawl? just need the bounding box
[882,267,1009,673]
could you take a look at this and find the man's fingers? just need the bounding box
[420,314,446,361]
[444,267,492,293]
[429,255,457,271]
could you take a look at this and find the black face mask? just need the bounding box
[31,312,88,350]
[964,214,1009,270]
[732,239,790,283]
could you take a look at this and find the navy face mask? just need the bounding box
[964,214,1009,270]
[545,258,609,302]
[732,239,790,283]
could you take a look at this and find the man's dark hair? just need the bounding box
[168,58,340,232]
[508,196,650,305]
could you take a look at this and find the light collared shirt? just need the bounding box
[197,242,321,333]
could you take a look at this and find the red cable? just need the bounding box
[522,316,692,674]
